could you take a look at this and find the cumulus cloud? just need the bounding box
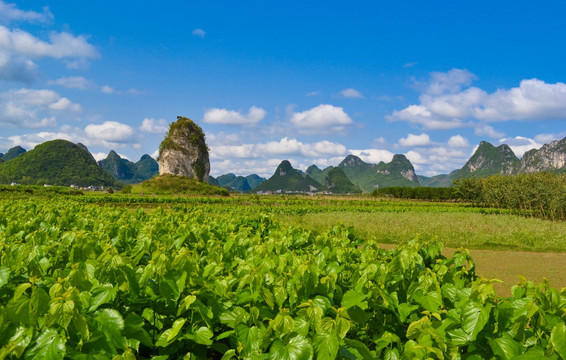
[140,118,168,134]
[390,69,566,134]
[447,135,470,148]
[290,104,353,133]
[348,149,395,164]
[84,121,134,142]
[398,133,431,147]
[192,28,206,38]
[0,1,53,24]
[210,137,347,160]
[204,106,266,125]
[498,136,544,157]
[338,88,364,99]
[0,25,98,59]
[0,88,80,128]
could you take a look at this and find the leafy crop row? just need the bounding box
[0,199,565,359]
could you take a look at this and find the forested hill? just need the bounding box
[0,140,118,187]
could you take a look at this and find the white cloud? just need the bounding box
[534,132,566,144]
[0,25,98,59]
[447,135,470,148]
[390,69,566,131]
[204,106,266,125]
[423,68,476,96]
[101,85,114,94]
[306,91,320,97]
[348,149,394,164]
[474,124,505,139]
[290,104,353,133]
[388,104,465,130]
[398,133,431,147]
[0,50,38,83]
[192,28,205,38]
[210,137,347,160]
[0,1,53,24]
[84,121,134,142]
[0,88,80,128]
[498,136,544,157]
[47,76,92,90]
[91,152,107,162]
[338,88,364,99]
[140,118,168,134]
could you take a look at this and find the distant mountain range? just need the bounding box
[0,136,564,190]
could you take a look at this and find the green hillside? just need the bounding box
[418,171,457,187]
[135,154,159,180]
[2,146,26,161]
[454,141,520,179]
[324,167,361,194]
[338,154,419,192]
[0,140,118,187]
[99,151,159,184]
[131,174,228,196]
[245,174,266,189]
[306,164,334,184]
[217,173,252,192]
[254,160,323,193]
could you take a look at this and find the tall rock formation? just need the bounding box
[454,141,520,179]
[518,137,566,173]
[158,116,210,182]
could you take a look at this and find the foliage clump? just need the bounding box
[131,174,228,196]
[0,200,565,358]
[454,172,566,220]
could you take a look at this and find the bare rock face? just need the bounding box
[518,138,566,173]
[158,116,210,182]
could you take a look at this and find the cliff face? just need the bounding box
[518,138,566,173]
[158,116,210,182]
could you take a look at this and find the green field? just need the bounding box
[1,193,565,358]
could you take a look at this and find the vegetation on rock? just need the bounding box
[131,174,228,196]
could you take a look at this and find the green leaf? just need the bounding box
[93,308,126,352]
[89,284,117,311]
[167,317,186,342]
[313,333,339,360]
[45,299,75,329]
[489,333,524,360]
[383,348,399,360]
[397,303,418,323]
[269,334,313,360]
[415,292,443,313]
[7,326,34,358]
[236,323,261,355]
[24,328,65,360]
[124,313,152,347]
[551,322,566,359]
[341,290,368,310]
[0,266,10,289]
[344,339,374,360]
[192,326,214,346]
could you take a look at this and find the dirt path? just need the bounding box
[380,244,566,297]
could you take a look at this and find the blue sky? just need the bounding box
[1,1,565,177]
